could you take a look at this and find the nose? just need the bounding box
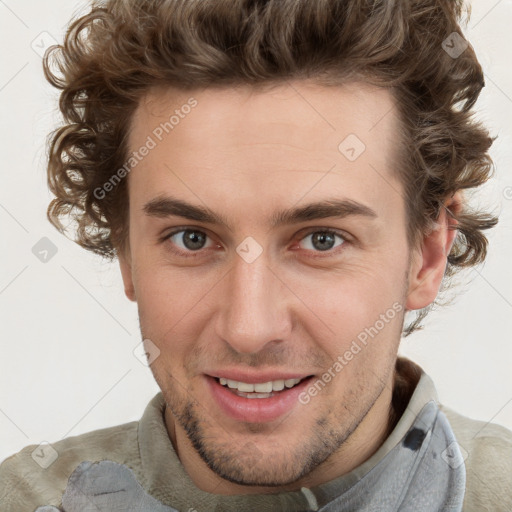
[214,249,292,355]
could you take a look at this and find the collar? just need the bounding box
[135,357,464,510]
[38,357,466,512]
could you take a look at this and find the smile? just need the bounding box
[217,377,305,398]
[207,374,314,423]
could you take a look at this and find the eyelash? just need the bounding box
[162,227,349,259]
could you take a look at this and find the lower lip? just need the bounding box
[206,375,313,423]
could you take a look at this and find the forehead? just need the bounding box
[131,80,398,153]
[126,81,403,223]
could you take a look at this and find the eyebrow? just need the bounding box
[143,195,377,228]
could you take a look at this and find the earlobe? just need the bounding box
[118,254,136,302]
[405,193,462,311]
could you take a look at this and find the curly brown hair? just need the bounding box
[44,0,498,335]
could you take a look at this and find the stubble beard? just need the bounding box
[159,372,388,488]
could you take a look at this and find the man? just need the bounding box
[1,0,511,510]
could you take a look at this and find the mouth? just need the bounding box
[215,376,309,399]
[206,373,315,423]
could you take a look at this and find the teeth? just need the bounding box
[218,377,302,392]
[238,382,255,393]
[285,378,301,388]
[254,382,273,393]
[226,379,238,389]
[272,379,285,391]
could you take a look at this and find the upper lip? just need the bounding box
[206,369,313,384]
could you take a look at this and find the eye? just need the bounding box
[166,229,216,253]
[298,230,346,253]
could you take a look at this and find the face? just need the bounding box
[119,81,440,493]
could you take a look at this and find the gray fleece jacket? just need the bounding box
[1,360,511,511]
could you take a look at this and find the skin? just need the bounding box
[119,81,459,494]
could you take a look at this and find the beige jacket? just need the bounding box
[1,366,511,511]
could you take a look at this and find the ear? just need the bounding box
[406,192,462,310]
[118,252,136,302]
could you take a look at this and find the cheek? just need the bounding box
[133,265,218,357]
[294,261,405,329]
[134,254,203,311]
[292,261,406,376]
[133,267,186,338]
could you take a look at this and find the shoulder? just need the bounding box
[0,420,140,512]
[439,404,512,512]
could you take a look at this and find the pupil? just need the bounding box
[312,232,335,251]
[183,231,206,250]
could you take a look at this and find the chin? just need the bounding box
[179,404,346,490]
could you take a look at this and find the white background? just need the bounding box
[1,0,511,464]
